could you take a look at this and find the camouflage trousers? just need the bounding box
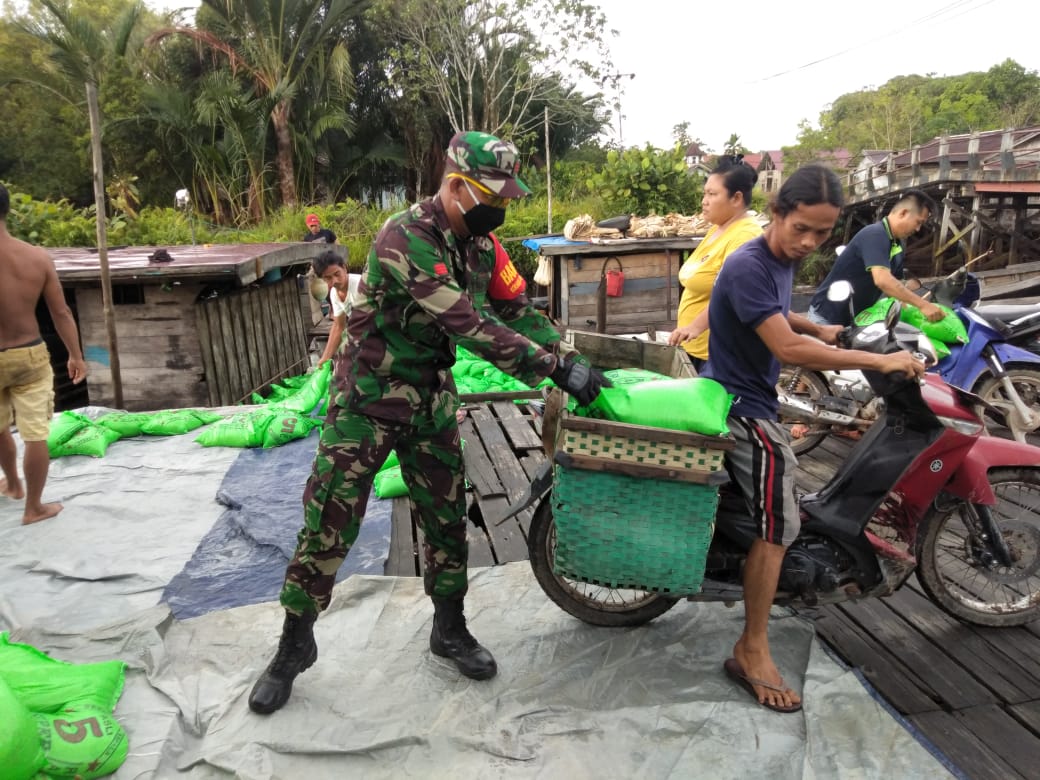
[280,404,467,616]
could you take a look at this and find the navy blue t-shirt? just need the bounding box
[702,236,793,419]
[809,220,903,325]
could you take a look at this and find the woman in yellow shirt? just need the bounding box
[668,157,762,370]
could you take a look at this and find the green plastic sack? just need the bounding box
[46,411,92,455]
[374,466,409,499]
[0,634,125,714]
[855,298,967,345]
[33,702,129,780]
[379,450,400,473]
[0,676,45,780]
[138,409,223,436]
[94,412,155,438]
[901,303,968,345]
[601,367,671,387]
[195,411,270,448]
[262,412,321,448]
[275,363,331,414]
[50,424,121,458]
[589,377,734,435]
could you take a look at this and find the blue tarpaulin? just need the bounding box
[162,432,392,619]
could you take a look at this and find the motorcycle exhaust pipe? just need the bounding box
[778,395,860,427]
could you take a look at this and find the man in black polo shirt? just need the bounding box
[807,189,944,326]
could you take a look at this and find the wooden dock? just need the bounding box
[385,401,1040,780]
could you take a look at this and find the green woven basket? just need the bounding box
[551,464,718,595]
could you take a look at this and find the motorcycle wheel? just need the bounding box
[916,467,1040,627]
[527,497,679,627]
[973,367,1040,443]
[776,367,830,456]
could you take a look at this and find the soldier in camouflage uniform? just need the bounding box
[249,131,610,715]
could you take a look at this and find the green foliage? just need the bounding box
[786,59,1040,167]
[585,145,703,216]
[795,249,837,286]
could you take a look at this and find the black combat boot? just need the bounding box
[248,611,318,714]
[429,597,497,680]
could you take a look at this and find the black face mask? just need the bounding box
[461,202,506,236]
[457,180,506,236]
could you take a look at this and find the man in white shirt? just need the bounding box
[313,251,358,367]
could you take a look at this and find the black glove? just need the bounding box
[550,358,612,406]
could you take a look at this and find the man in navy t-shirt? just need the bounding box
[697,165,924,714]
[806,189,943,326]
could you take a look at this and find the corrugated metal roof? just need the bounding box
[50,242,326,285]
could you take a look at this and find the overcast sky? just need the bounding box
[146,0,1036,153]
[592,0,1036,152]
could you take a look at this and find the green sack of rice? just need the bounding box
[0,634,129,780]
[379,450,400,472]
[195,411,272,448]
[277,363,331,413]
[589,377,734,435]
[0,676,45,780]
[139,408,222,436]
[0,633,125,715]
[262,412,321,448]
[602,367,671,387]
[374,465,409,499]
[34,702,129,780]
[95,411,155,438]
[900,303,968,345]
[50,423,122,458]
[46,411,92,454]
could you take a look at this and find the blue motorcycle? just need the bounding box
[778,274,1040,452]
[931,305,1040,442]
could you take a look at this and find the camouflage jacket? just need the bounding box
[333,195,561,425]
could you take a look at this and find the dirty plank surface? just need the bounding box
[388,405,1040,779]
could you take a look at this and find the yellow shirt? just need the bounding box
[676,216,763,359]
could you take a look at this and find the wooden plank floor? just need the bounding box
[385,403,1040,779]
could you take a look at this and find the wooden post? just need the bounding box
[544,107,552,234]
[967,132,981,179]
[1009,194,1025,264]
[938,135,950,182]
[999,130,1014,181]
[933,195,953,276]
[910,145,922,187]
[969,194,982,258]
[86,80,123,408]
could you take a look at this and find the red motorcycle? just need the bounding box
[523,302,1040,628]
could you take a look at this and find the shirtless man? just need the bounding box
[0,183,87,524]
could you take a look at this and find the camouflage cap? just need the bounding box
[445,131,531,199]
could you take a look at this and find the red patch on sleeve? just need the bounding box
[433,262,449,276]
[488,236,527,300]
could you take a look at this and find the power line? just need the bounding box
[748,0,1001,85]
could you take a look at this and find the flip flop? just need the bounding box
[723,658,803,714]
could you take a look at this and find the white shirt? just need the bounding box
[330,275,360,319]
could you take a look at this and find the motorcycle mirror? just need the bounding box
[826,280,853,302]
[916,334,938,367]
[884,299,903,330]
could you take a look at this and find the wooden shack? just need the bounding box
[48,242,326,411]
[532,237,701,335]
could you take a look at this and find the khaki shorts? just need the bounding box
[0,342,54,442]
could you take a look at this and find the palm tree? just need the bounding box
[12,0,145,407]
[149,0,369,209]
